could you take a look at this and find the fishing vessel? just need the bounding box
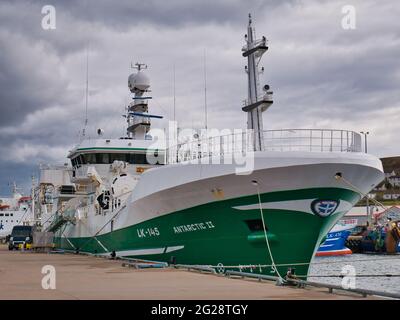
[316,219,357,256]
[0,183,33,238]
[38,15,384,279]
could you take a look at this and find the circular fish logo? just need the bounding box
[311,199,340,217]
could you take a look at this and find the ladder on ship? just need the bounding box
[46,214,75,233]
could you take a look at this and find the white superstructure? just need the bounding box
[0,183,33,238]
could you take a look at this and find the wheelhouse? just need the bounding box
[70,152,156,167]
[68,143,165,169]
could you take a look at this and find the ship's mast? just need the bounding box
[12,181,17,195]
[242,14,273,151]
[31,175,35,221]
[11,181,21,199]
[82,49,89,139]
[126,63,162,140]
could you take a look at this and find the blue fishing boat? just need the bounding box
[316,219,358,256]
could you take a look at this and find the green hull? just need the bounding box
[55,187,359,278]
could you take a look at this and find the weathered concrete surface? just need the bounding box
[0,245,375,300]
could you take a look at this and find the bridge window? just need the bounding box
[110,153,127,162]
[96,153,110,164]
[71,152,164,165]
[77,155,84,165]
[83,153,96,164]
[128,153,148,164]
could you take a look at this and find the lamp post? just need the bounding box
[360,131,370,225]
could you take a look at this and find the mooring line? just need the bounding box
[336,174,388,211]
[77,204,127,253]
[254,180,285,283]
[185,255,400,273]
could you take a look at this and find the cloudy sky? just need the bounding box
[0,0,399,195]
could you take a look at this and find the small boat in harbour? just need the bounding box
[316,219,358,256]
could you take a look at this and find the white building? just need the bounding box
[388,176,400,187]
[382,193,400,200]
[385,170,396,179]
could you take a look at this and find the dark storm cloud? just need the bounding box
[0,31,71,126]
[36,0,289,29]
[0,0,286,126]
[0,162,40,195]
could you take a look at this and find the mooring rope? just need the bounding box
[60,223,76,250]
[254,180,286,283]
[79,219,109,253]
[77,204,127,253]
[16,206,31,226]
[335,174,388,212]
[189,255,400,273]
[41,210,58,228]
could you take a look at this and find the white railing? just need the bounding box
[262,129,362,152]
[166,129,362,164]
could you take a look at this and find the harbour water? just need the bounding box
[309,254,400,295]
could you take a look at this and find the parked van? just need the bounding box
[8,225,35,250]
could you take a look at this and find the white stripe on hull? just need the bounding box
[97,245,184,257]
[325,237,341,241]
[232,199,353,216]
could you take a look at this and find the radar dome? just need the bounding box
[128,72,150,92]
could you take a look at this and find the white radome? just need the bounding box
[128,72,150,92]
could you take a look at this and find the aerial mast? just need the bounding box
[203,49,208,131]
[82,49,89,140]
[126,63,162,140]
[242,14,273,151]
